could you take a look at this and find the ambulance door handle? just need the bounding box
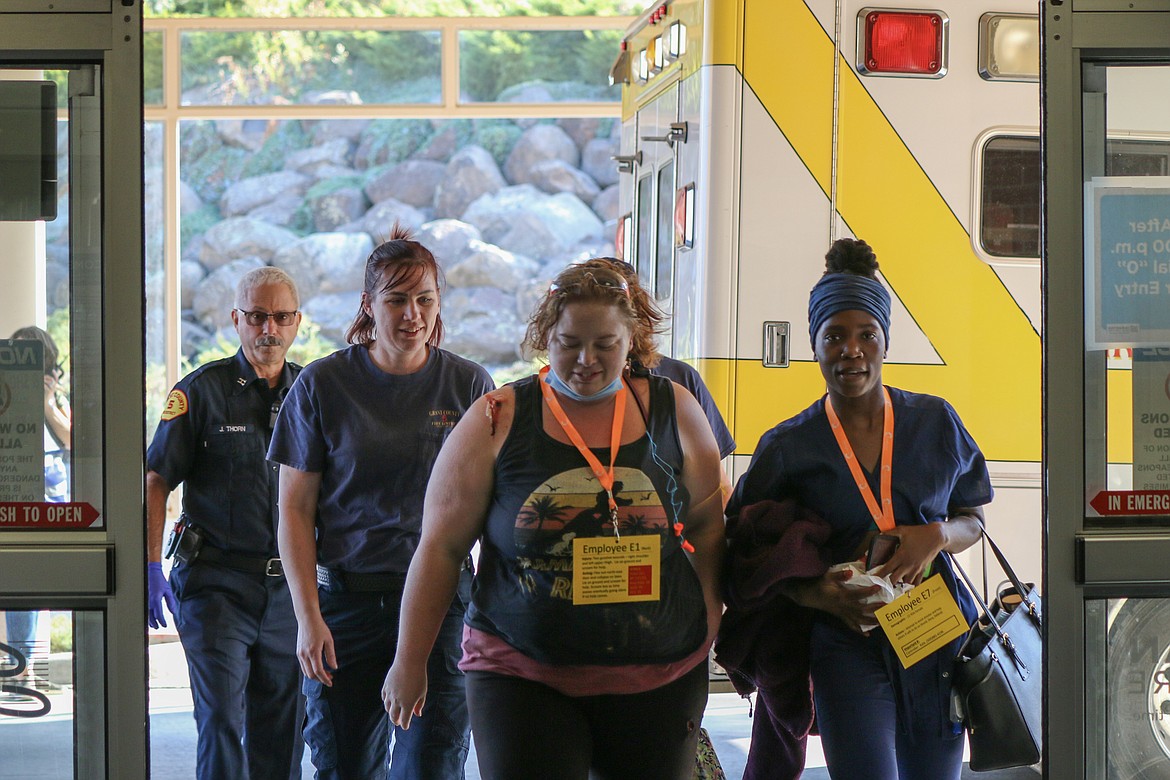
[613,151,642,174]
[763,321,790,368]
[640,122,688,147]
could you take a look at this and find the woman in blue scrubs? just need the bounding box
[726,238,992,780]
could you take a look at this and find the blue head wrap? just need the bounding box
[807,273,892,348]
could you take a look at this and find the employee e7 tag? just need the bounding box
[572,534,660,605]
[875,574,968,669]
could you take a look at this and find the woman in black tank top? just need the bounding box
[383,261,727,779]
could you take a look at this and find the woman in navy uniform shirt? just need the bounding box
[270,227,492,780]
[726,239,992,780]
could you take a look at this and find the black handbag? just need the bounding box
[947,533,1042,772]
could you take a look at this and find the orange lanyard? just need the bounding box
[538,366,627,538]
[824,386,895,532]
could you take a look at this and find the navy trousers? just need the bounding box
[303,568,472,780]
[809,620,964,780]
[171,560,306,780]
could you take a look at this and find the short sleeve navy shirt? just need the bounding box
[728,387,993,566]
[267,345,494,574]
[146,349,301,556]
[651,356,736,458]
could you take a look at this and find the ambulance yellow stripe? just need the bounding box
[734,0,1041,461]
[708,0,742,67]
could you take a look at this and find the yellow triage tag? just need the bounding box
[572,534,660,605]
[875,574,969,669]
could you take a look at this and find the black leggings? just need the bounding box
[466,661,709,780]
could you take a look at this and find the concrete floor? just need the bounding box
[0,640,1043,778]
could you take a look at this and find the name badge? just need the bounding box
[572,534,660,605]
[212,424,253,435]
[875,574,969,669]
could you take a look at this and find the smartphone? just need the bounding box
[866,533,901,569]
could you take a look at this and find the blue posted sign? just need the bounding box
[1087,178,1170,347]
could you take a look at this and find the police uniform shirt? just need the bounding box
[147,348,302,556]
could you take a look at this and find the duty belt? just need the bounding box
[316,566,405,592]
[199,545,284,577]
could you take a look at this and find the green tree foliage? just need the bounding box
[149,1,638,104]
[148,0,641,18]
[460,28,620,101]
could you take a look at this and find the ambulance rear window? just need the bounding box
[979,135,1170,260]
[980,136,1040,259]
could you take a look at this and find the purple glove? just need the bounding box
[147,562,177,629]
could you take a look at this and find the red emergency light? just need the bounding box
[861,10,946,77]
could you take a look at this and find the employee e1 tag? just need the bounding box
[572,534,660,605]
[875,574,968,669]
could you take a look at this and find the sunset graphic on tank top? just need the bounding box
[513,466,669,558]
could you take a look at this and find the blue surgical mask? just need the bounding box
[544,366,624,402]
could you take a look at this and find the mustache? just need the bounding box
[255,335,283,347]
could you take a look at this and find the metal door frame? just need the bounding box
[0,4,145,778]
[1044,3,1170,777]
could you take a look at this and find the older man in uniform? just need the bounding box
[146,266,305,780]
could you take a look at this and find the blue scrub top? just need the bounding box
[729,386,992,565]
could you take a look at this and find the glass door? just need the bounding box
[1046,8,1170,780]
[0,6,146,779]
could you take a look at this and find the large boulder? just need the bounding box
[557,117,606,149]
[306,118,370,145]
[361,198,428,239]
[504,124,579,186]
[528,159,601,202]
[214,118,269,152]
[219,171,312,217]
[307,164,361,183]
[441,286,525,363]
[191,256,266,332]
[515,277,554,322]
[365,160,446,208]
[200,217,300,270]
[415,122,462,162]
[284,138,353,176]
[273,232,375,300]
[301,292,359,344]
[247,194,304,228]
[581,136,621,188]
[446,241,540,293]
[461,184,544,241]
[415,219,482,268]
[180,258,207,310]
[433,145,506,219]
[490,211,564,261]
[178,180,204,216]
[181,319,213,362]
[592,184,621,222]
[308,186,370,233]
[463,186,604,259]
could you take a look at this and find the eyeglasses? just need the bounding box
[236,309,299,327]
[548,274,630,298]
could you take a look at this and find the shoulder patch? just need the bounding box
[161,389,189,421]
